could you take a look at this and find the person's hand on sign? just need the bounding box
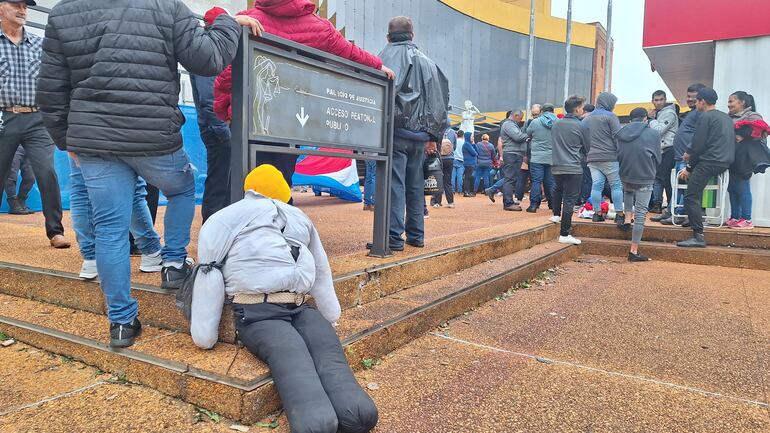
[425,141,437,155]
[235,15,264,37]
[381,65,395,80]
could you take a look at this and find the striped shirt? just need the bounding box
[0,28,42,108]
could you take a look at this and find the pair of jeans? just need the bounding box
[234,303,378,433]
[0,112,64,238]
[623,184,653,244]
[501,153,524,207]
[727,171,752,220]
[432,158,454,205]
[3,146,35,200]
[488,176,505,193]
[389,136,426,247]
[462,165,475,194]
[588,161,624,213]
[473,165,492,192]
[529,162,555,209]
[670,161,687,215]
[201,131,231,223]
[553,173,582,236]
[515,168,529,201]
[684,162,728,234]
[78,148,195,324]
[652,147,675,207]
[451,159,464,192]
[69,157,161,261]
[363,160,376,206]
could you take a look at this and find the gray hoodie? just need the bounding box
[616,121,662,186]
[527,112,557,165]
[500,120,529,155]
[583,92,622,163]
[649,103,679,150]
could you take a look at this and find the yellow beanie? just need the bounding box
[243,164,292,203]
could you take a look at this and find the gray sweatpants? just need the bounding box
[234,302,378,433]
[623,184,653,244]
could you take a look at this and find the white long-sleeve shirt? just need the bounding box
[190,191,340,349]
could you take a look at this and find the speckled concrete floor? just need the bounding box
[0,192,550,284]
[2,257,768,432]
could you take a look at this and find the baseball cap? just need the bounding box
[696,88,718,105]
[0,0,37,6]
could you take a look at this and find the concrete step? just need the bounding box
[0,240,577,423]
[573,221,770,249]
[0,223,558,344]
[579,237,770,270]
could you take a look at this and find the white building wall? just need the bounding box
[713,35,770,227]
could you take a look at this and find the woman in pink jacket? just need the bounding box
[211,0,393,188]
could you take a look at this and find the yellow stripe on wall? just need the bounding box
[439,0,596,49]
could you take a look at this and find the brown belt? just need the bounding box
[233,292,310,306]
[2,106,38,113]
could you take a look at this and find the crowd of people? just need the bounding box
[1,0,769,431]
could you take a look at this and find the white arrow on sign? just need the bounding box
[296,107,309,127]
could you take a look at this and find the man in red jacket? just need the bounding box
[212,0,394,189]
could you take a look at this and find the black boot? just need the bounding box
[7,197,28,215]
[615,212,627,230]
[651,208,671,222]
[677,232,706,248]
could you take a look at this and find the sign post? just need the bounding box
[230,32,394,257]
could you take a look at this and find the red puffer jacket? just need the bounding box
[212,0,383,122]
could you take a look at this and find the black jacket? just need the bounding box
[37,0,241,156]
[616,121,661,186]
[689,109,735,169]
[379,40,449,140]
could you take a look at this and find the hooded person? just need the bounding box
[616,108,662,261]
[371,16,450,251]
[582,92,625,225]
[191,164,378,433]
[525,103,558,211]
[213,0,394,190]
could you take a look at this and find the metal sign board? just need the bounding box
[248,45,388,152]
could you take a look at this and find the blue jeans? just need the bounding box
[78,148,195,324]
[69,158,161,262]
[727,172,752,220]
[389,136,426,247]
[588,161,624,213]
[363,160,376,206]
[670,161,687,215]
[488,177,505,193]
[529,162,554,209]
[473,165,492,191]
[451,159,464,192]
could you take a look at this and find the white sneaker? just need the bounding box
[558,235,582,245]
[447,203,455,209]
[140,251,162,273]
[432,203,441,208]
[79,260,98,280]
[549,216,561,224]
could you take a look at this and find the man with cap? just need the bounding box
[191,164,378,433]
[677,88,735,248]
[616,107,661,261]
[0,0,69,248]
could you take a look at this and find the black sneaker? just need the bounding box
[406,239,425,248]
[627,252,651,262]
[365,242,404,252]
[592,213,605,222]
[677,233,706,248]
[110,318,142,348]
[615,213,626,230]
[161,261,192,290]
[649,204,662,214]
[485,188,496,203]
[525,206,538,213]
